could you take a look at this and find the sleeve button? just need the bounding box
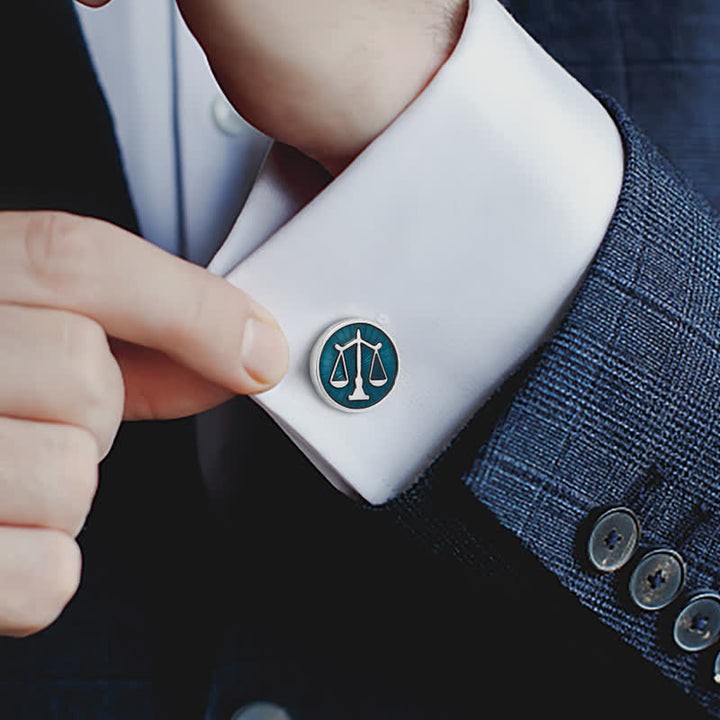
[713,649,720,685]
[628,549,686,610]
[673,592,720,652]
[587,507,640,572]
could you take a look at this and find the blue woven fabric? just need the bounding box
[459,96,720,713]
[384,91,720,716]
[508,0,720,211]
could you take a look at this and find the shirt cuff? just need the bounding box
[210,0,624,505]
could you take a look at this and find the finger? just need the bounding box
[0,528,81,638]
[0,304,124,457]
[0,418,97,537]
[0,211,288,395]
[110,340,234,421]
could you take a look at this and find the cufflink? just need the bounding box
[311,319,399,412]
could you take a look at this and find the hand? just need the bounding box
[79,0,468,174]
[0,211,288,636]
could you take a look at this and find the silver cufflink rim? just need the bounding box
[310,318,399,413]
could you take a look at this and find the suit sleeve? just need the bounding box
[379,94,720,717]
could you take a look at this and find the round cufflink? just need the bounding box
[311,319,399,412]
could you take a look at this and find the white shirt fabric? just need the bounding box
[76,0,271,263]
[76,0,624,505]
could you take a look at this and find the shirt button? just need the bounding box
[230,702,292,720]
[212,93,249,136]
[628,549,686,610]
[673,592,720,652]
[587,507,640,572]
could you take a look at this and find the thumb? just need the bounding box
[0,213,289,413]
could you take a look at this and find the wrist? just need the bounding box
[314,0,469,175]
[180,0,469,176]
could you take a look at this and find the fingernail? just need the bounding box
[241,315,289,387]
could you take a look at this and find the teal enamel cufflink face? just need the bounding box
[311,319,399,412]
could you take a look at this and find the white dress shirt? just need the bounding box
[76,0,623,504]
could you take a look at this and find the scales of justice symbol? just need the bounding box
[329,328,388,402]
[312,320,398,411]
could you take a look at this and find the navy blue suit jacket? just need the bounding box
[2,1,720,718]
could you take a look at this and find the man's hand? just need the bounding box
[79,0,468,174]
[0,211,288,636]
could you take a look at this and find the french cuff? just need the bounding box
[210,0,624,505]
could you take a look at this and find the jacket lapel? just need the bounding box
[0,0,138,233]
